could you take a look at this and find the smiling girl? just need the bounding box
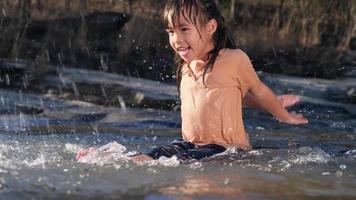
[77,0,308,163]
[128,0,308,162]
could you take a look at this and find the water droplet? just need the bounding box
[339,164,347,170]
[100,54,109,71]
[2,8,6,17]
[57,52,63,65]
[117,95,127,113]
[336,170,343,177]
[101,85,108,101]
[5,74,10,85]
[224,178,230,185]
[71,82,80,99]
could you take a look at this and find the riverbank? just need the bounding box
[1,0,355,82]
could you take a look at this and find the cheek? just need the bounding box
[169,37,175,49]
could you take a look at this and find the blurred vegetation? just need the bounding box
[0,0,356,83]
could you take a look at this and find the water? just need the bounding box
[0,131,355,199]
[1,69,356,199]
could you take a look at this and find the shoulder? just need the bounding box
[219,49,248,58]
[218,48,251,63]
[219,49,251,63]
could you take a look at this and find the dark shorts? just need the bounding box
[146,139,226,161]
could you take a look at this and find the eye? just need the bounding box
[166,29,174,34]
[181,27,189,32]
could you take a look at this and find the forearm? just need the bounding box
[250,82,291,121]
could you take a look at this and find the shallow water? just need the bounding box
[1,72,356,199]
[1,126,356,200]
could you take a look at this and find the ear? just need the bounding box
[206,19,217,36]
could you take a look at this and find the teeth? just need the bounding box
[177,47,190,57]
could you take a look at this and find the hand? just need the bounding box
[277,95,301,108]
[277,112,308,125]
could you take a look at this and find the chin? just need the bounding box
[180,57,189,63]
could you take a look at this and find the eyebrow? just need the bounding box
[166,21,191,29]
[179,22,191,27]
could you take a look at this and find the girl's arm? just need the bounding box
[242,93,260,108]
[243,93,301,109]
[248,81,308,125]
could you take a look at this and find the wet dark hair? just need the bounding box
[163,0,237,93]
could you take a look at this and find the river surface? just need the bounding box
[1,70,356,199]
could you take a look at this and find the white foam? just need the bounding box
[0,144,17,170]
[219,147,243,155]
[290,147,331,164]
[152,156,180,167]
[188,161,203,169]
[24,156,44,167]
[133,155,180,167]
[345,149,356,158]
[275,147,331,171]
[248,150,263,156]
[77,141,131,165]
[64,143,82,153]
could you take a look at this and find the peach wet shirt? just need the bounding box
[180,49,260,150]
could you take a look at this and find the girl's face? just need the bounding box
[166,12,216,64]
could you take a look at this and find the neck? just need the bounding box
[201,42,215,61]
[188,42,215,65]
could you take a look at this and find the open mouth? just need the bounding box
[177,47,190,58]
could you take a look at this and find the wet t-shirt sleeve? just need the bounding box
[234,50,261,96]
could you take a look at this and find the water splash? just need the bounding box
[76,141,131,165]
[64,143,82,153]
[100,54,109,71]
[100,85,109,102]
[24,153,47,168]
[0,144,18,170]
[71,82,80,99]
[345,149,356,158]
[188,161,203,169]
[273,147,332,171]
[2,116,9,132]
[74,141,182,167]
[5,74,10,85]
[145,156,180,167]
[117,95,127,113]
[289,147,331,164]
[19,112,28,131]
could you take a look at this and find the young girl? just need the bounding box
[77,0,308,162]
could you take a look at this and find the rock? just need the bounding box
[39,67,179,110]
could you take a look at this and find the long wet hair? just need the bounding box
[163,0,237,93]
